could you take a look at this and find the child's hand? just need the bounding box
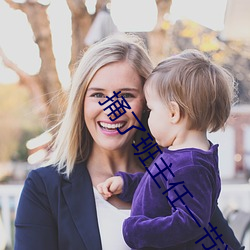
[97,176,124,200]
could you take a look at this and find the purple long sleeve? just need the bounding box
[116,171,144,202]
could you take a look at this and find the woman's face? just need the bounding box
[84,61,145,152]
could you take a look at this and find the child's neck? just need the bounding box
[169,129,210,151]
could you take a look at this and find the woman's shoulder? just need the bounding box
[24,165,63,193]
[26,162,88,189]
[29,164,61,181]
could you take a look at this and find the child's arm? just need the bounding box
[97,171,145,202]
[115,171,144,202]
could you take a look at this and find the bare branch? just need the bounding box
[66,0,93,70]
[4,0,24,10]
[0,47,28,82]
[0,47,47,114]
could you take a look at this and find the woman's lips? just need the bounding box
[98,121,126,134]
[98,121,126,130]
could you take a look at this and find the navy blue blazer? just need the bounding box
[14,163,102,250]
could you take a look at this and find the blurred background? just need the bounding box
[0,0,250,249]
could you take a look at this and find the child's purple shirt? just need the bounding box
[117,144,231,250]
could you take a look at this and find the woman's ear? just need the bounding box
[169,101,181,124]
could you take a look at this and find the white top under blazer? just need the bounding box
[93,187,131,250]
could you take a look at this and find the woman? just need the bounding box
[14,34,243,250]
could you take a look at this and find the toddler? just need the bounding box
[97,49,236,250]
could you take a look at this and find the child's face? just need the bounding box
[145,88,175,147]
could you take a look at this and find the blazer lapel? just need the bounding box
[62,163,102,250]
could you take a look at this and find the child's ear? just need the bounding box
[169,101,181,124]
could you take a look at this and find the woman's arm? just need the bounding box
[14,170,58,250]
[211,206,245,250]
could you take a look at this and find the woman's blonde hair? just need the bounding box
[145,49,236,132]
[50,34,153,177]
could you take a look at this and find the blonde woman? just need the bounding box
[14,35,243,250]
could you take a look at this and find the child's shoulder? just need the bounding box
[156,145,219,174]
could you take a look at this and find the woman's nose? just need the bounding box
[102,104,124,121]
[103,105,116,120]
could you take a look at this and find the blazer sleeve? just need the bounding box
[116,171,144,202]
[14,170,58,250]
[211,206,245,250]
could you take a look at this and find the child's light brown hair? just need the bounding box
[144,49,236,132]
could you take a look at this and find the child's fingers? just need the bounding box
[96,183,104,194]
[102,193,111,200]
[102,182,112,196]
[109,177,123,194]
[109,181,119,193]
[97,182,112,198]
[96,177,123,199]
[97,187,111,200]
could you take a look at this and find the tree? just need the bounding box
[1,0,94,127]
[3,0,248,125]
[0,0,172,126]
[0,0,172,164]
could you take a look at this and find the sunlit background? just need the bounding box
[1,0,250,82]
[0,0,250,249]
[1,0,250,83]
[0,0,71,87]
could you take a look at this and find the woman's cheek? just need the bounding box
[129,98,144,119]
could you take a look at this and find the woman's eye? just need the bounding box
[91,93,105,98]
[120,93,134,98]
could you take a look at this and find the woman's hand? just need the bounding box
[97,176,124,200]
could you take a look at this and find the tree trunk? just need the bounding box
[66,0,93,71]
[4,0,64,125]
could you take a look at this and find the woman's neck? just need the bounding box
[86,143,142,185]
[87,144,140,209]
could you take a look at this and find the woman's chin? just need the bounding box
[93,139,131,153]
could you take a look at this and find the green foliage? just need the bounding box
[159,19,250,104]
